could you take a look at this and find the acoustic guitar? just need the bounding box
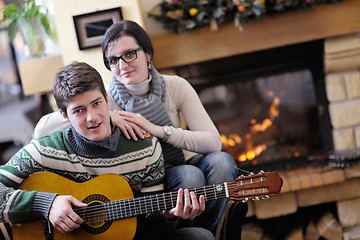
[12,171,282,240]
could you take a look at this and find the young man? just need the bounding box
[0,61,213,240]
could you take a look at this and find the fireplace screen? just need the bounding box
[199,69,326,170]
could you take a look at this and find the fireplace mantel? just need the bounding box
[151,0,360,70]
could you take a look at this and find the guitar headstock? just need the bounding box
[227,171,283,202]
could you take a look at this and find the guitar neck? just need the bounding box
[73,171,282,223]
[100,183,228,221]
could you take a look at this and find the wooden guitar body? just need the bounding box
[12,172,136,240]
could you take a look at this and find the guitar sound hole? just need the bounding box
[84,202,106,227]
[81,194,112,234]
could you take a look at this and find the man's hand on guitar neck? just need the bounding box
[163,188,205,220]
[49,195,88,233]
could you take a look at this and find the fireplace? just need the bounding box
[174,40,333,171]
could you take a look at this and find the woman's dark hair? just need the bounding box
[53,61,107,115]
[102,20,154,70]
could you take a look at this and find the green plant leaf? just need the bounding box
[39,13,51,36]
[1,0,56,44]
[25,5,40,18]
[3,3,18,18]
[39,13,57,42]
[7,20,18,42]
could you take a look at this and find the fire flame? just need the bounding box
[238,145,267,162]
[250,97,280,133]
[221,95,280,164]
[220,133,242,148]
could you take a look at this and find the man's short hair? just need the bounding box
[53,61,107,114]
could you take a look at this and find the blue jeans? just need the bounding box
[165,151,238,233]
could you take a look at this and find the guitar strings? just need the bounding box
[74,178,268,222]
[77,191,227,220]
[74,184,229,221]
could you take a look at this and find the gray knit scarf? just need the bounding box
[66,120,120,158]
[108,68,185,167]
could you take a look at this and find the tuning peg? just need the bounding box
[259,170,265,174]
[252,196,260,201]
[249,172,255,176]
[242,197,249,203]
[261,195,270,200]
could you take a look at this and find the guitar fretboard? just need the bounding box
[76,183,228,221]
[106,183,227,220]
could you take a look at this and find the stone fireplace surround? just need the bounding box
[150,1,360,238]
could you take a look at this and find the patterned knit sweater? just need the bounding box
[0,128,164,226]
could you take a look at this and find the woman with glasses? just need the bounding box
[34,20,238,237]
[103,20,239,235]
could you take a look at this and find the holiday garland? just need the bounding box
[149,0,340,33]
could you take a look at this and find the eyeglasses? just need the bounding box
[107,47,143,68]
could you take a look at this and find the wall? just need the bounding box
[140,0,167,36]
[324,33,360,150]
[52,0,144,85]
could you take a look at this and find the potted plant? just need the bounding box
[0,0,57,57]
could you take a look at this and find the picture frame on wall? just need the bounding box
[73,7,122,50]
